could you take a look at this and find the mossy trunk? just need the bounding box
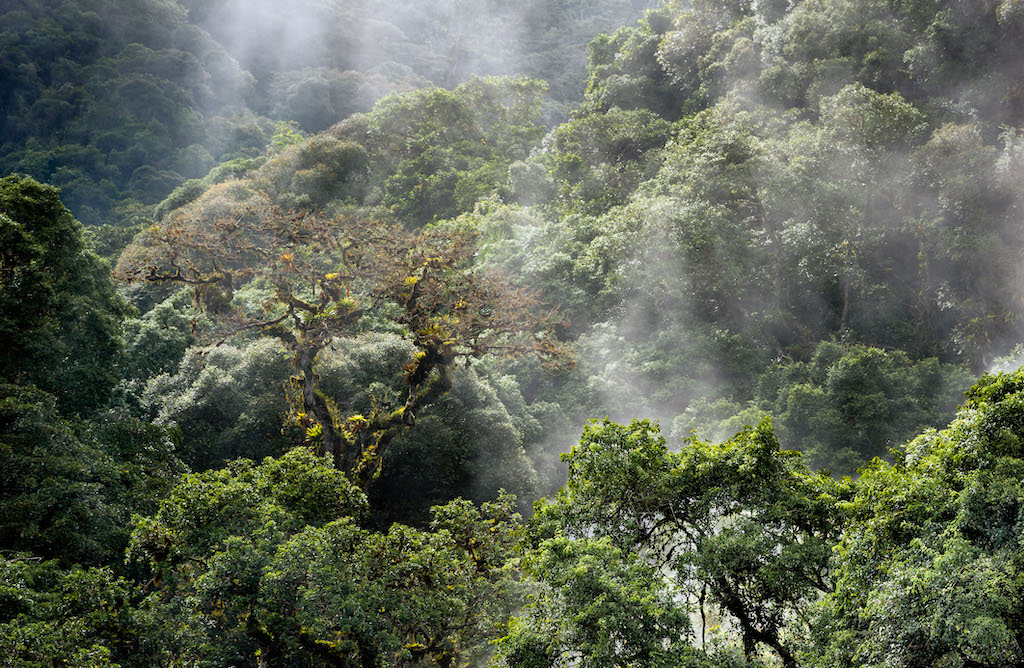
[297,344,343,468]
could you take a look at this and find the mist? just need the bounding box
[181,0,661,130]
[8,0,1024,664]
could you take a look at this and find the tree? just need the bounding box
[808,368,1024,666]
[142,338,296,471]
[363,78,547,224]
[117,186,569,485]
[674,342,973,473]
[548,106,672,215]
[0,175,128,415]
[516,418,850,667]
[0,384,183,567]
[497,535,705,668]
[907,123,1024,369]
[0,557,142,668]
[127,449,522,666]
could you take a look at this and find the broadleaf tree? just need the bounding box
[117,186,570,485]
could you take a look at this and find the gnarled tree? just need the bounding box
[118,186,568,485]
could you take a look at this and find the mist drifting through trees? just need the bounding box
[5,0,1024,666]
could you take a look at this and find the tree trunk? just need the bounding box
[351,362,453,488]
[716,577,798,668]
[840,270,850,335]
[296,344,342,468]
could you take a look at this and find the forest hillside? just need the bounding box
[4,0,1024,666]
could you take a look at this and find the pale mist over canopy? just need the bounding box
[179,0,661,129]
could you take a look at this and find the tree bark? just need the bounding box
[716,577,798,668]
[351,361,453,488]
[296,344,342,468]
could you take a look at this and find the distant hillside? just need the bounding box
[0,0,655,226]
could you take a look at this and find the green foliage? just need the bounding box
[138,328,551,524]
[499,535,701,668]
[118,291,193,392]
[0,0,258,222]
[119,166,570,502]
[548,106,672,215]
[152,178,205,220]
[267,121,306,155]
[762,343,971,469]
[187,0,655,120]
[460,202,596,319]
[676,342,973,472]
[159,75,551,223]
[0,175,128,415]
[820,82,928,149]
[255,132,369,210]
[0,384,183,567]
[144,339,295,471]
[357,77,547,224]
[0,557,142,668]
[808,368,1024,666]
[369,364,540,525]
[0,385,122,565]
[0,0,657,224]
[267,68,401,134]
[584,7,685,118]
[9,3,1024,664]
[127,449,521,666]
[492,35,1024,434]
[129,449,367,568]
[508,418,850,666]
[312,332,551,520]
[254,496,521,667]
[505,371,1024,664]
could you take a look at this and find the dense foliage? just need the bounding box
[496,370,1024,666]
[6,0,1024,665]
[0,0,657,227]
[0,175,128,415]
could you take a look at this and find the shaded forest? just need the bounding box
[4,0,1024,665]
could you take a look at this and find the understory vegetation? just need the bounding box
[4,0,1024,665]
